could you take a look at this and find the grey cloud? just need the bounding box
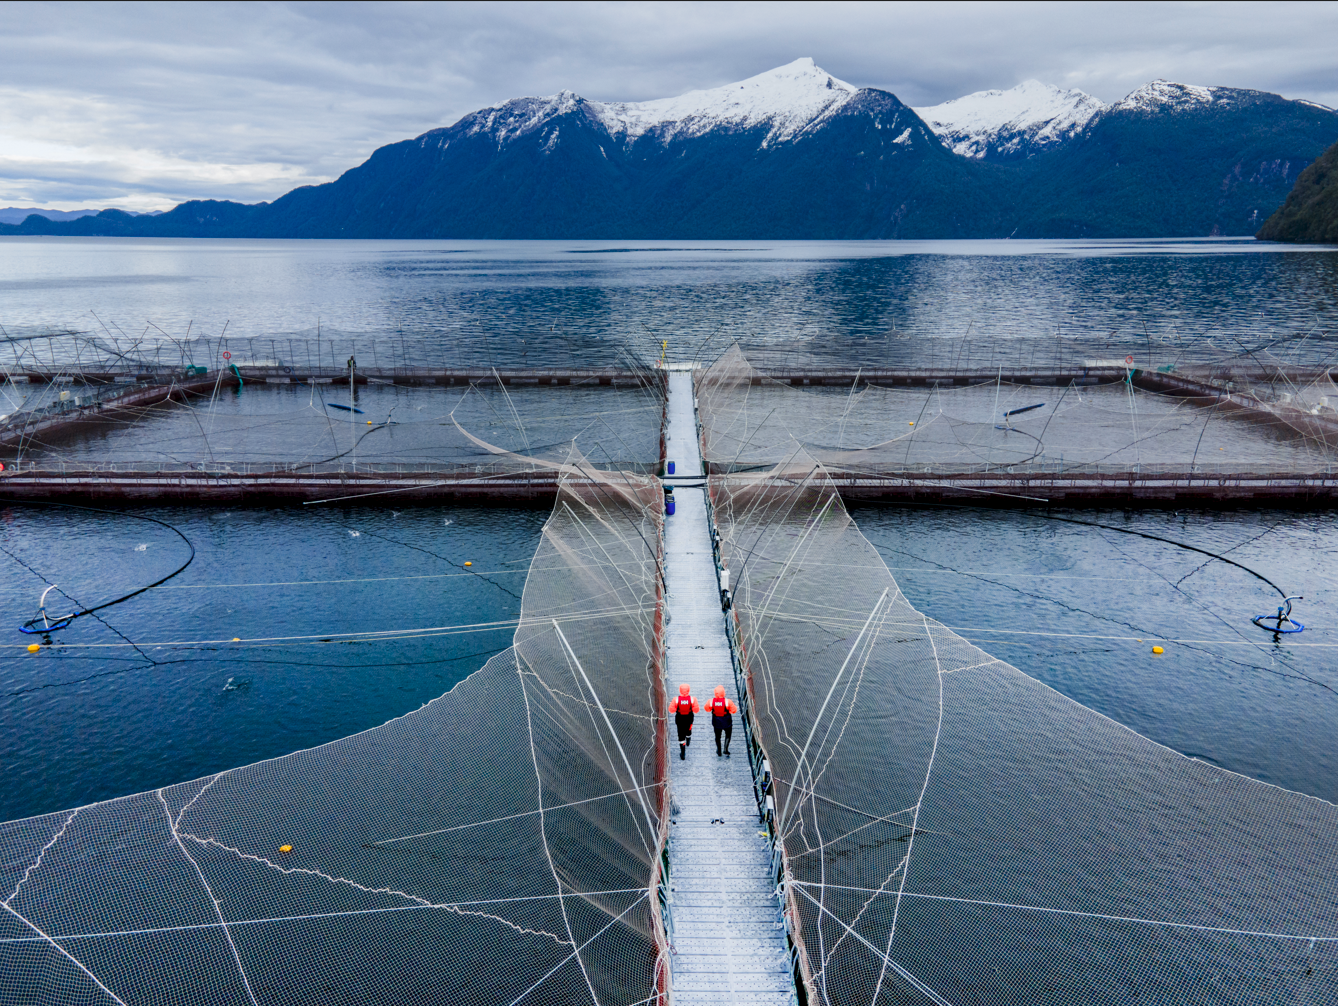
[2,1,1335,210]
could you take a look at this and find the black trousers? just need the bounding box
[675,711,694,744]
[712,714,733,754]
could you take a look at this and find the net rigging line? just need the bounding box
[696,348,1338,1006]
[0,461,671,1006]
[5,603,653,650]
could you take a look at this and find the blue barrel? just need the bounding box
[667,461,676,474]
[665,498,676,516]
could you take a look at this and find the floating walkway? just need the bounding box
[662,367,796,1005]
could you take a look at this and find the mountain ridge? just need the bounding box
[3,60,1335,240]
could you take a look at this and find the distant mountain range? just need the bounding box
[4,59,1335,240]
[0,207,161,225]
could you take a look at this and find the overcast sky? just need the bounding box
[2,0,1336,212]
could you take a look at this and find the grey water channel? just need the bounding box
[2,236,1336,823]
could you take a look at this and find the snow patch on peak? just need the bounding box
[594,58,860,146]
[463,90,586,145]
[454,59,866,150]
[1112,80,1217,112]
[913,80,1104,159]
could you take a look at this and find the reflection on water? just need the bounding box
[1,237,1337,371]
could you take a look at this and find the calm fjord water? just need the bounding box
[2,236,1337,365]
[1,237,1336,820]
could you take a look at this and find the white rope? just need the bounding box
[791,884,955,1006]
[372,783,660,845]
[158,569,527,589]
[777,588,888,833]
[1,808,128,1005]
[8,605,652,649]
[553,621,660,846]
[159,790,259,1006]
[793,883,1338,942]
[517,645,603,1006]
[0,888,654,946]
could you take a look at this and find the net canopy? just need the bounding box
[0,460,669,1005]
[1,340,666,476]
[698,359,1338,1004]
[697,345,1338,476]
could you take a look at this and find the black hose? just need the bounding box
[6,499,195,632]
[1037,513,1287,599]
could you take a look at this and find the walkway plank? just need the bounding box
[663,368,796,1005]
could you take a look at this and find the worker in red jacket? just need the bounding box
[707,686,739,757]
[670,684,699,760]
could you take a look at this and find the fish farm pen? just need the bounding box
[4,354,1337,505]
[2,332,1338,1005]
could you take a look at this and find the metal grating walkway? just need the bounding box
[662,368,795,1005]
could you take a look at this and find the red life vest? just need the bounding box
[710,697,731,717]
[676,695,694,715]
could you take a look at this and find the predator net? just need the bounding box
[699,359,1338,1005]
[0,461,670,1006]
[698,345,1338,477]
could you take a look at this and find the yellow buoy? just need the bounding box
[367,420,373,424]
[232,637,241,642]
[279,845,293,853]
[1152,645,1164,655]
[27,643,40,653]
[464,561,472,566]
[908,421,914,425]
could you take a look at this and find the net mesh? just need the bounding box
[1,356,666,476]
[699,354,1338,1005]
[697,345,1338,477]
[0,461,669,1006]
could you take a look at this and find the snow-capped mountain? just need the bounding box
[459,58,866,149]
[1111,79,1218,113]
[8,62,1338,240]
[913,80,1105,160]
[596,58,860,145]
[1111,79,1335,116]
